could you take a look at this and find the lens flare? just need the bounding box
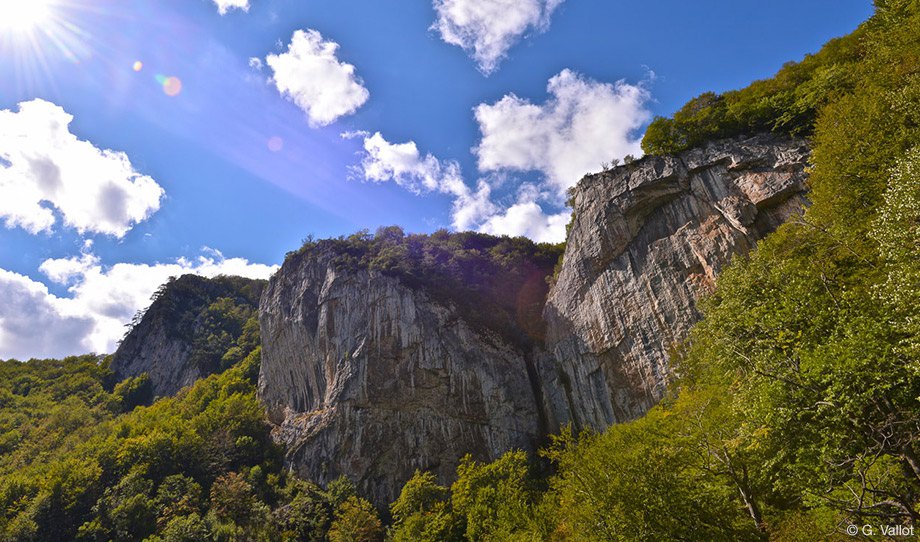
[267,136,284,152]
[156,74,183,97]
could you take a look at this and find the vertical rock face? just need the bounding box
[257,133,810,504]
[111,275,264,397]
[544,134,810,427]
[258,250,550,506]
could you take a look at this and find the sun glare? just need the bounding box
[1,0,93,87]
[0,0,54,33]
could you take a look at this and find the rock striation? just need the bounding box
[258,133,810,505]
[111,274,264,397]
[258,247,553,506]
[543,133,810,427]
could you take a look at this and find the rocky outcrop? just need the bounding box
[258,133,810,505]
[258,249,552,506]
[111,275,264,397]
[543,133,810,427]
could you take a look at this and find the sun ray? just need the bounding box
[0,0,53,33]
[0,0,95,91]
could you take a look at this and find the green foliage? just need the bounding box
[0,356,116,476]
[118,275,265,382]
[191,296,261,374]
[289,227,564,346]
[327,496,383,542]
[112,373,153,412]
[390,470,448,523]
[147,513,210,542]
[388,452,543,542]
[537,401,762,542]
[641,23,865,154]
[873,148,920,360]
[207,471,276,541]
[389,471,461,542]
[450,451,541,541]
[0,346,355,541]
[272,476,353,542]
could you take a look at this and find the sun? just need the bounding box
[0,0,55,33]
[1,0,94,88]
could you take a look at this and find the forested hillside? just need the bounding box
[111,275,266,397]
[0,347,385,541]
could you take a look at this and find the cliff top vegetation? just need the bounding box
[288,227,565,346]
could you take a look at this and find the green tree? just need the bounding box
[389,471,461,542]
[541,409,760,542]
[147,513,210,542]
[327,496,383,542]
[450,451,540,541]
[112,373,153,412]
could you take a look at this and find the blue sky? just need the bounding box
[0,0,873,359]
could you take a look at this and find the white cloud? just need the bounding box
[350,132,567,242]
[347,71,650,244]
[0,250,277,360]
[358,131,460,194]
[264,30,369,127]
[0,99,165,238]
[0,269,96,361]
[211,0,249,15]
[478,186,569,243]
[474,69,650,191]
[349,132,497,230]
[432,0,564,74]
[451,180,497,233]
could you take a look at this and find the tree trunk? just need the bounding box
[900,445,920,484]
[738,485,768,533]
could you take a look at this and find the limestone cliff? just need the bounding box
[258,244,555,506]
[544,133,810,427]
[111,274,264,397]
[258,133,809,505]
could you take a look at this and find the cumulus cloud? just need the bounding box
[347,71,650,244]
[0,99,165,238]
[474,69,650,191]
[349,132,568,241]
[349,132,496,230]
[478,185,569,243]
[0,250,278,360]
[211,0,249,15]
[264,30,369,127]
[358,131,463,194]
[432,0,564,74]
[0,269,96,361]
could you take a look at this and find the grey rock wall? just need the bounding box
[258,252,550,506]
[544,133,809,427]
